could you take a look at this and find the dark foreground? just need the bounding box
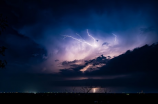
[0,93,157,103]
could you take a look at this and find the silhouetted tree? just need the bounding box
[67,87,77,93]
[81,86,93,93]
[98,87,111,93]
[72,87,76,93]
[80,80,95,93]
[0,14,8,69]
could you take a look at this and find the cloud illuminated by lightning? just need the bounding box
[63,29,98,47]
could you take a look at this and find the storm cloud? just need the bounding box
[0,0,158,92]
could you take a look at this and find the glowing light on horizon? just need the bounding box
[93,88,96,93]
[63,29,98,47]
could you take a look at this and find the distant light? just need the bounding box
[93,88,96,93]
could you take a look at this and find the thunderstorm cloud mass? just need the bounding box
[0,0,158,93]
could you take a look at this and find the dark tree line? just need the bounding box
[0,14,8,69]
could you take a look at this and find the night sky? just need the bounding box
[0,0,158,93]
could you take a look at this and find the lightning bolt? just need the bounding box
[87,29,97,47]
[76,33,83,40]
[112,33,117,43]
[63,29,98,47]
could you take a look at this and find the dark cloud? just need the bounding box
[61,60,79,66]
[85,55,109,66]
[102,42,109,46]
[0,43,158,92]
[56,43,158,92]
[32,53,39,57]
[59,66,84,77]
[58,55,110,78]
[0,26,47,73]
[55,59,59,62]
[140,26,156,34]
